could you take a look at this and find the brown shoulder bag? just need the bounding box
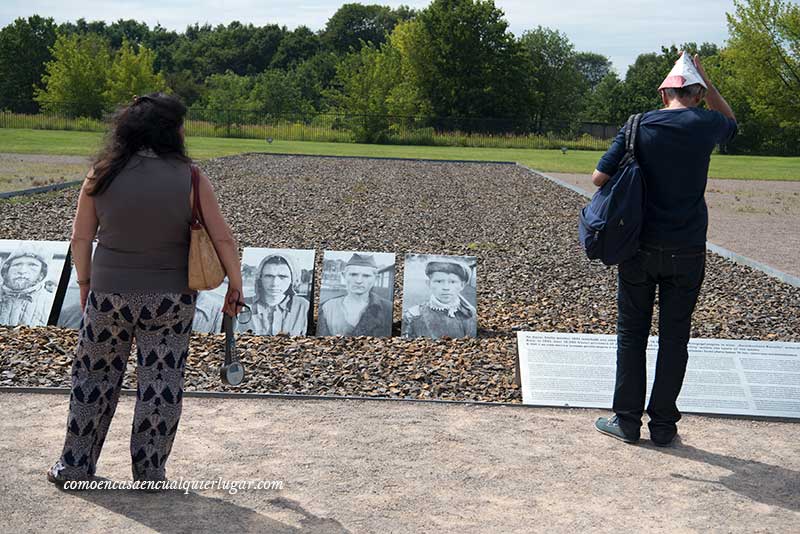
[188,165,226,290]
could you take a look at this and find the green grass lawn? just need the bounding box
[1,128,798,181]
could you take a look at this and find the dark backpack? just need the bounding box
[578,113,646,266]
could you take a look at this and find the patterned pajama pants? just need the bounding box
[51,291,196,481]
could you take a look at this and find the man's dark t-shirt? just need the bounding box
[596,108,737,247]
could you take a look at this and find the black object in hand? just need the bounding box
[220,313,245,386]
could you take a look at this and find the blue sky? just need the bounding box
[0,0,734,74]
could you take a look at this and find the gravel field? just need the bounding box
[1,154,798,400]
[550,172,800,279]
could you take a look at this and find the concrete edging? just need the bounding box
[521,164,800,288]
[0,180,82,199]
[2,385,797,423]
[0,385,529,409]
[240,151,518,166]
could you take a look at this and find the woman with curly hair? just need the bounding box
[47,93,243,489]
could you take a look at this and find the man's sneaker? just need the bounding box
[594,415,639,444]
[651,433,679,448]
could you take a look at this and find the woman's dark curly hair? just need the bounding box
[86,92,190,196]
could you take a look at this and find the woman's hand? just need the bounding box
[222,284,245,317]
[80,285,90,311]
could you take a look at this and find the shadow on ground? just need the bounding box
[59,482,349,533]
[656,442,800,512]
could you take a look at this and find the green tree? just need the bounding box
[57,18,110,38]
[192,71,253,125]
[144,23,180,73]
[519,27,585,131]
[726,0,799,147]
[575,51,612,91]
[403,0,527,119]
[270,26,320,70]
[328,43,397,142]
[328,37,430,142]
[170,22,287,82]
[165,70,203,106]
[106,19,151,48]
[103,39,166,106]
[581,72,626,124]
[321,3,415,54]
[0,16,58,111]
[34,32,111,118]
[617,52,671,117]
[293,52,339,111]
[383,21,432,119]
[248,69,311,116]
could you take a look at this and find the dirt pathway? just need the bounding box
[0,153,89,193]
[2,392,798,533]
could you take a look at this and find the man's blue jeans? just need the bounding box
[613,243,706,442]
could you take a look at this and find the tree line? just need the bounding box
[0,0,797,155]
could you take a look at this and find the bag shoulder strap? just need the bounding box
[623,114,635,152]
[620,113,644,167]
[190,165,205,227]
[627,113,644,155]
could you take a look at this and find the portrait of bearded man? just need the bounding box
[0,242,62,326]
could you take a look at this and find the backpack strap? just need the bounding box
[628,113,643,154]
[620,113,644,167]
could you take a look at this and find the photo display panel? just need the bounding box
[56,242,96,329]
[401,253,477,339]
[0,239,70,327]
[193,280,229,334]
[236,248,316,336]
[318,250,395,337]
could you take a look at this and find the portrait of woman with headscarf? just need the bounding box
[238,250,312,336]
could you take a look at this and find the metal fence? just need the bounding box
[0,100,617,151]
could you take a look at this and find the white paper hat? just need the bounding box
[658,51,707,90]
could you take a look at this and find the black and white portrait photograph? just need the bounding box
[192,282,228,334]
[56,243,96,329]
[401,253,477,339]
[0,240,69,327]
[236,248,315,336]
[318,251,395,337]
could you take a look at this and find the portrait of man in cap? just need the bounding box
[401,254,477,339]
[0,240,68,327]
[236,248,315,336]
[318,251,395,337]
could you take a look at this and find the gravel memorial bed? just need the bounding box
[1,153,798,402]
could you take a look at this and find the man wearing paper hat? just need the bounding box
[591,52,737,447]
[658,51,708,91]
